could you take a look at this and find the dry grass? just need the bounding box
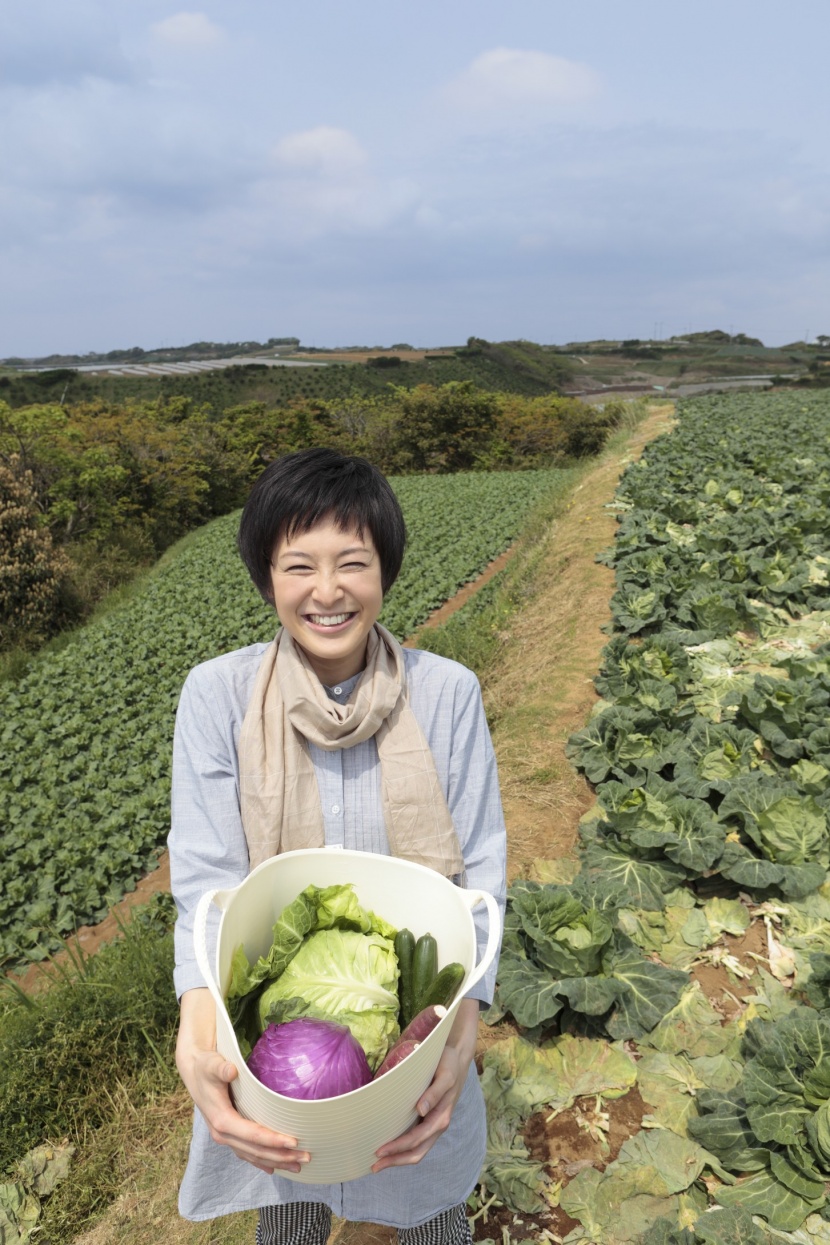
[69,1085,256,1245]
[486,404,675,881]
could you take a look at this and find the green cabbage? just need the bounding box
[257,929,400,1071]
[225,883,399,1068]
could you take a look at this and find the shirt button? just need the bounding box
[333,685,343,695]
[332,804,341,815]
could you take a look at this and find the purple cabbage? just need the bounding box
[247,1018,373,1100]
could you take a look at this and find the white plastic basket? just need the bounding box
[193,847,501,1184]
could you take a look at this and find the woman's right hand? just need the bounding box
[176,988,310,1174]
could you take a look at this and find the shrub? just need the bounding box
[0,456,70,649]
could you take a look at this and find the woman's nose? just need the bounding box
[311,570,344,606]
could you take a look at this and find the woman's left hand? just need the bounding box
[371,998,480,1172]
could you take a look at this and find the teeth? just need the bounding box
[308,613,350,627]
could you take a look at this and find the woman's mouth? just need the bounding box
[304,612,354,628]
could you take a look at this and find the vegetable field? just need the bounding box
[0,468,566,971]
[477,391,830,1242]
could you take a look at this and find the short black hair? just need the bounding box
[238,447,407,600]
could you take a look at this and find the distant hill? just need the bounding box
[2,329,826,411]
[0,338,574,412]
[0,336,302,369]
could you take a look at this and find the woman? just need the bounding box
[169,447,507,1245]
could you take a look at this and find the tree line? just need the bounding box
[0,382,625,653]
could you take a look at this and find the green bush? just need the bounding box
[0,456,70,648]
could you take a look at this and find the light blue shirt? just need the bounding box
[168,642,507,1226]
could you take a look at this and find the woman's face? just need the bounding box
[269,516,384,685]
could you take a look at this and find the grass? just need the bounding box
[0,896,181,1238]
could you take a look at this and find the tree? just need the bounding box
[386,382,500,472]
[0,456,69,648]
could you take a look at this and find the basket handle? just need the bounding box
[193,887,236,1018]
[459,889,501,996]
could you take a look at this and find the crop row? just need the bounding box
[483,391,830,1238]
[0,468,565,968]
[567,390,830,903]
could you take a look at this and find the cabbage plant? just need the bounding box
[490,880,687,1040]
[689,1008,830,1231]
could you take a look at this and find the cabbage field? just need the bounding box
[477,391,830,1242]
[0,467,568,971]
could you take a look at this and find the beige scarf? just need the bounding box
[238,624,463,877]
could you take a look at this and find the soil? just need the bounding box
[491,407,677,883]
[689,918,769,1019]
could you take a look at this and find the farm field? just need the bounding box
[6,392,830,1244]
[0,337,573,412]
[470,389,830,1244]
[0,468,569,972]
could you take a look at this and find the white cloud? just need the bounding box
[272,126,369,177]
[150,12,224,49]
[260,126,416,237]
[441,48,601,123]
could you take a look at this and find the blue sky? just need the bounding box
[1,1,828,355]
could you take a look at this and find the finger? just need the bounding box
[416,1054,463,1115]
[224,1137,309,1169]
[375,1106,450,1162]
[371,1139,434,1173]
[230,1150,305,1175]
[200,1051,239,1085]
[210,1113,308,1165]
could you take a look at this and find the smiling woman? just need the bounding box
[236,449,404,685]
[269,519,384,685]
[234,449,406,679]
[168,446,507,1244]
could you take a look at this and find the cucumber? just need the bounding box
[411,933,438,1020]
[420,962,465,1011]
[394,928,416,1028]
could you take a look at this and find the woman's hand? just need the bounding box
[176,988,310,1174]
[371,998,480,1173]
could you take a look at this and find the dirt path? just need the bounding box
[403,542,518,644]
[492,404,674,880]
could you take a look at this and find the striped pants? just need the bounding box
[257,1201,472,1245]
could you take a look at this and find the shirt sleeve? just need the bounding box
[444,668,507,1007]
[168,665,251,999]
